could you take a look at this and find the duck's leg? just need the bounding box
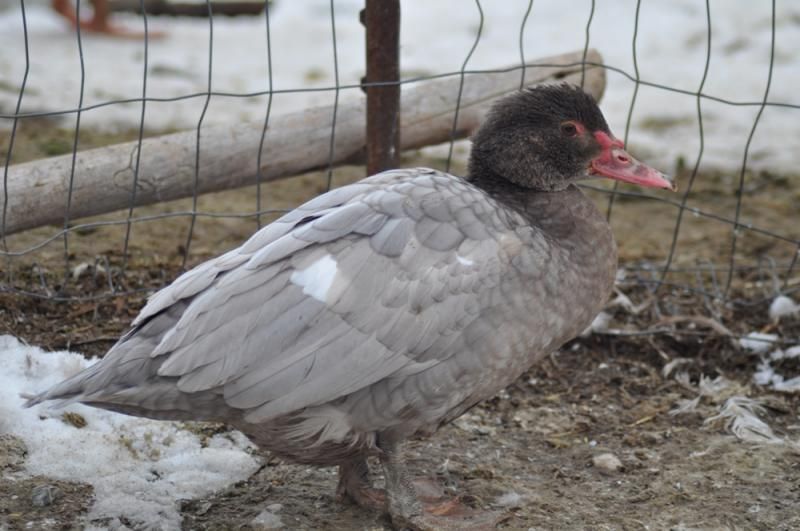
[336,457,386,511]
[379,440,423,525]
[379,438,509,531]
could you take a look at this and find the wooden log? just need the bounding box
[112,0,268,17]
[1,49,604,236]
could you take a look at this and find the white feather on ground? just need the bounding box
[669,371,799,448]
[753,354,800,394]
[580,311,613,337]
[704,397,787,446]
[739,332,780,353]
[769,295,800,321]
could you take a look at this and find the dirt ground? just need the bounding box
[3,308,800,530]
[2,124,800,530]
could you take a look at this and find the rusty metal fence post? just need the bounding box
[362,0,401,176]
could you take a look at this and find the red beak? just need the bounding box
[590,132,676,191]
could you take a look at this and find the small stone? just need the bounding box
[195,501,213,515]
[592,453,623,474]
[31,484,61,507]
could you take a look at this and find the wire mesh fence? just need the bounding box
[3,7,800,530]
[1,0,798,324]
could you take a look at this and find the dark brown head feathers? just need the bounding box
[468,84,611,191]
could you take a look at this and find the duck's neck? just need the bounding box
[468,169,614,256]
[465,168,573,222]
[467,169,618,329]
[465,169,539,215]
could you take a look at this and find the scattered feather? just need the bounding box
[669,374,739,416]
[495,492,523,507]
[785,345,800,359]
[768,295,799,321]
[580,311,612,337]
[772,376,800,393]
[673,371,693,389]
[662,358,693,378]
[697,375,733,397]
[738,332,779,353]
[752,357,800,394]
[769,349,786,361]
[704,396,784,445]
[753,360,780,387]
[669,396,701,416]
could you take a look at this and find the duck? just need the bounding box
[25,83,674,530]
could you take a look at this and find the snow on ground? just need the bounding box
[1,0,799,173]
[0,335,260,529]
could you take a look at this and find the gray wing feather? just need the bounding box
[369,218,415,257]
[415,216,465,251]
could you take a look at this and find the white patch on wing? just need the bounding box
[456,255,474,266]
[290,254,338,303]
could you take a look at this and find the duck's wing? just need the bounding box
[28,168,535,424]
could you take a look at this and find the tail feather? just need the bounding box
[22,364,102,408]
[20,300,237,422]
[22,347,237,423]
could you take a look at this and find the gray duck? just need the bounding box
[26,84,674,530]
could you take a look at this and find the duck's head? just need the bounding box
[468,83,675,193]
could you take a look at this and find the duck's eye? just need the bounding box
[560,122,578,137]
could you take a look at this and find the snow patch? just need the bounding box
[0,335,260,529]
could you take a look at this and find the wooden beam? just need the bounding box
[1,49,605,236]
[112,0,267,17]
